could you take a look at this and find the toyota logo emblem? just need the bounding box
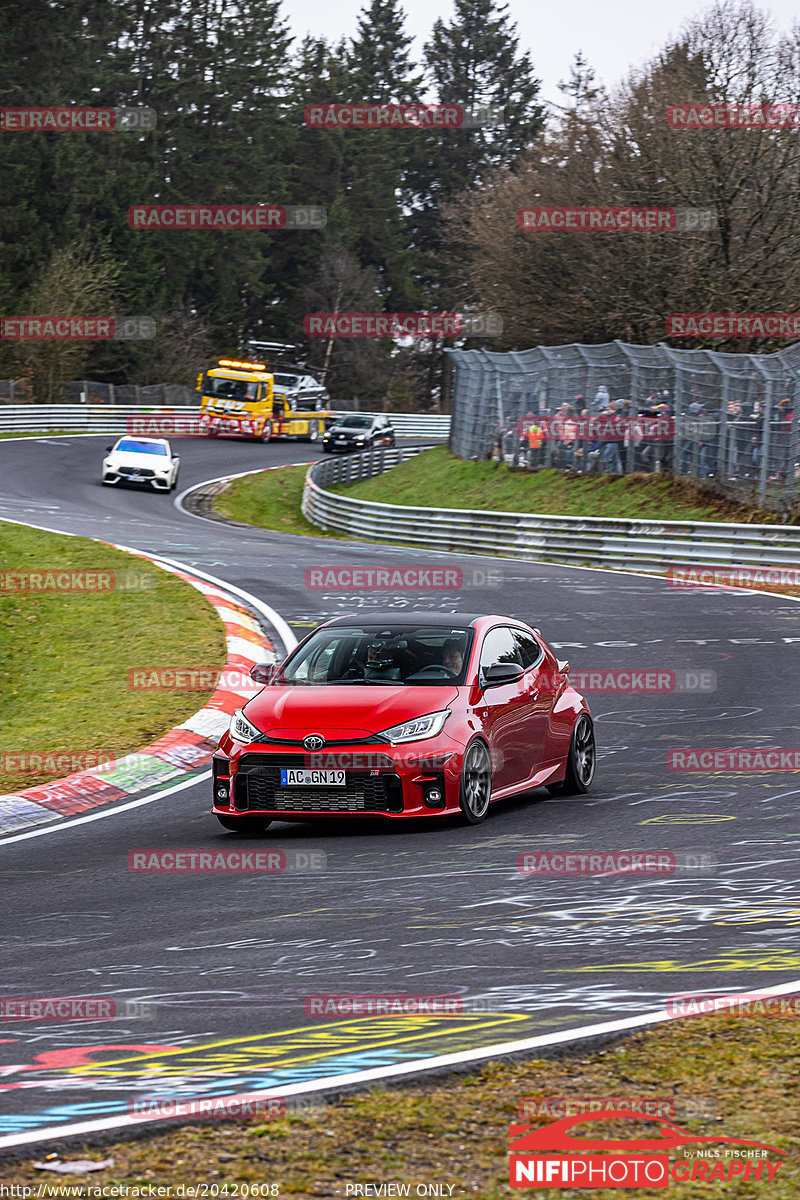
[303,734,326,750]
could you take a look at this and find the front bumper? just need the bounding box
[321,439,367,453]
[102,468,169,489]
[212,740,463,820]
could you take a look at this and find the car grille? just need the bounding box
[233,755,403,814]
[124,467,156,477]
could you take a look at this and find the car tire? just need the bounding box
[216,815,272,833]
[459,739,492,825]
[546,714,595,795]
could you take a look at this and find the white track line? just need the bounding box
[4,976,800,1149]
[0,771,211,847]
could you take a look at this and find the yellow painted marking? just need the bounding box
[637,814,736,825]
[64,1012,530,1077]
[551,950,800,974]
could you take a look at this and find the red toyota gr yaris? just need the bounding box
[212,613,595,831]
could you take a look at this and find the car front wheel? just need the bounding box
[546,714,595,795]
[459,739,492,824]
[216,815,272,833]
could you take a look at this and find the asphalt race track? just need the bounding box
[2,433,800,1146]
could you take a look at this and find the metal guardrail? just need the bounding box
[0,405,451,438]
[302,446,800,573]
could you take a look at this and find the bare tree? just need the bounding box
[448,1,800,350]
[8,237,121,404]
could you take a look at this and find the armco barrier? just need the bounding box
[301,446,800,573]
[0,405,451,439]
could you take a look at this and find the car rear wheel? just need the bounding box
[459,739,492,824]
[216,815,272,833]
[546,714,595,795]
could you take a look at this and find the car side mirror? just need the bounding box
[250,663,275,685]
[106,445,113,452]
[483,662,524,687]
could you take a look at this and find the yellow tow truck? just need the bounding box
[197,357,327,442]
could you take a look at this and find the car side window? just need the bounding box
[512,630,542,669]
[479,627,523,673]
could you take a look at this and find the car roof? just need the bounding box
[117,436,169,446]
[321,612,512,629]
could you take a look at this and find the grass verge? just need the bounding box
[333,445,793,525]
[0,430,76,440]
[214,463,341,538]
[1,1017,797,1196]
[0,522,226,793]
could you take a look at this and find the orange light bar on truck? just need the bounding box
[217,358,266,371]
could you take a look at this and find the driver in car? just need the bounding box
[442,639,463,674]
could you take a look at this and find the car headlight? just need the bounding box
[378,710,450,744]
[229,708,264,744]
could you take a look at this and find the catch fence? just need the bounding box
[446,341,800,509]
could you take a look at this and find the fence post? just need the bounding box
[757,381,773,505]
[786,378,800,507]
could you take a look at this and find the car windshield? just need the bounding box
[206,375,259,400]
[274,625,474,686]
[336,416,372,429]
[116,440,167,456]
[273,374,301,387]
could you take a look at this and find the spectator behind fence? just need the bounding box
[594,384,610,412]
[601,399,624,473]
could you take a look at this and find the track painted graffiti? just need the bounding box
[0,1012,530,1133]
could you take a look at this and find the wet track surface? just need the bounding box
[1,434,800,1142]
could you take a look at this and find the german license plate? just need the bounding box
[279,769,345,787]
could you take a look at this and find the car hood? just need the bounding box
[328,425,366,435]
[108,450,169,466]
[244,684,460,740]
